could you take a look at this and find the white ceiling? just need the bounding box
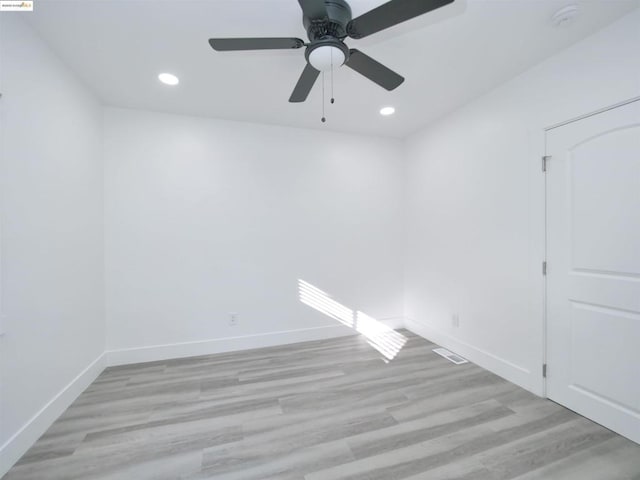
[25,0,639,138]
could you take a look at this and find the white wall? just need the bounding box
[0,16,105,474]
[1,6,638,475]
[404,10,640,395]
[104,108,404,362]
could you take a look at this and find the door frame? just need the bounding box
[541,95,640,398]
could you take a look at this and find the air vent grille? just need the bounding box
[433,348,468,365]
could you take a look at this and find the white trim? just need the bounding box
[539,127,549,398]
[545,96,640,131]
[404,318,540,395]
[376,316,406,330]
[106,321,402,367]
[0,353,106,477]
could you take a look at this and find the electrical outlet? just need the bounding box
[229,312,238,326]
[452,313,460,328]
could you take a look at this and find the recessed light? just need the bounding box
[158,73,179,86]
[380,106,395,116]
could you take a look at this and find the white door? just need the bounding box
[546,99,640,444]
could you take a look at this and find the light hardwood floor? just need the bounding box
[5,330,640,479]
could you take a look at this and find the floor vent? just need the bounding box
[433,348,468,365]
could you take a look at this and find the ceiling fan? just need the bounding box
[208,0,454,103]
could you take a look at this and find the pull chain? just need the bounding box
[321,71,326,123]
[330,49,335,104]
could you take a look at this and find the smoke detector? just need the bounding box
[551,5,579,27]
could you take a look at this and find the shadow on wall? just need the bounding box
[298,279,407,361]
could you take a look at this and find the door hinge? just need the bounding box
[542,155,551,172]
[542,261,547,276]
[543,363,547,378]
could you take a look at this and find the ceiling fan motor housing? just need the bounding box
[303,0,352,41]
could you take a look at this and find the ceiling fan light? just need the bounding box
[308,45,345,72]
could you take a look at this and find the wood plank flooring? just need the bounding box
[5,330,640,479]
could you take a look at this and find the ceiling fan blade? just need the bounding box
[347,0,454,39]
[208,38,305,51]
[346,49,404,90]
[298,0,328,20]
[289,63,320,103]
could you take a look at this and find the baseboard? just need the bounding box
[404,318,540,395]
[377,316,406,330]
[0,352,106,477]
[106,324,347,366]
[107,318,405,367]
